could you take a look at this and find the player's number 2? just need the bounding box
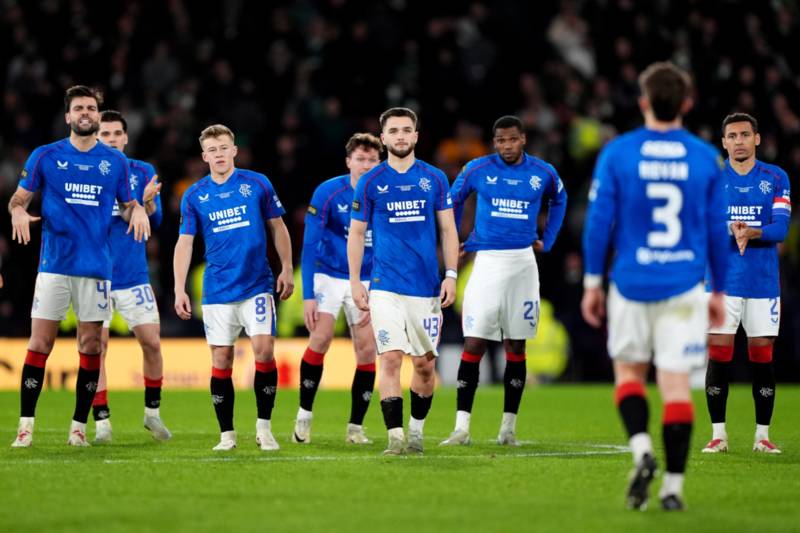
[646,183,683,248]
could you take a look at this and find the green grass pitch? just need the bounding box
[1,385,798,532]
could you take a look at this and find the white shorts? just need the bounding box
[102,284,161,329]
[202,293,276,346]
[369,290,442,357]
[31,272,111,322]
[314,273,369,327]
[462,248,540,341]
[708,295,780,337]
[607,283,708,373]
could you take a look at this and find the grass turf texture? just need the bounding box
[1,385,798,532]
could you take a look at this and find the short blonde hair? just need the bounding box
[199,124,235,148]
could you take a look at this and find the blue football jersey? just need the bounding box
[301,174,372,300]
[108,159,163,290]
[722,160,791,298]
[450,153,568,252]
[18,138,132,280]
[583,127,728,301]
[179,168,285,305]
[351,160,452,297]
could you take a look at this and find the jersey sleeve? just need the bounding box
[115,156,133,205]
[761,168,792,242]
[351,172,372,223]
[260,176,286,219]
[18,146,48,192]
[144,163,163,229]
[301,185,330,300]
[541,165,568,252]
[433,169,453,211]
[706,156,728,292]
[450,164,474,229]
[179,191,199,236]
[582,145,617,280]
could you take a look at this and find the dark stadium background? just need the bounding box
[0,0,798,381]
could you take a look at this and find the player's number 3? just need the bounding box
[646,183,683,248]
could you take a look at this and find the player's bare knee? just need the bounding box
[505,339,526,355]
[463,337,487,356]
[78,333,102,354]
[28,336,55,355]
[412,356,435,382]
[309,330,333,354]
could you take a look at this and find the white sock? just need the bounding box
[144,407,160,417]
[409,416,425,434]
[755,424,770,442]
[388,427,404,440]
[659,472,684,498]
[501,412,517,430]
[712,422,727,441]
[256,419,271,432]
[629,432,653,464]
[297,407,313,421]
[455,410,471,432]
[19,416,34,429]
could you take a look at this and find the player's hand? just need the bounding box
[351,281,369,311]
[440,277,456,308]
[0,273,4,289]
[533,240,544,252]
[708,291,725,329]
[142,175,162,203]
[174,291,192,320]
[581,287,606,328]
[276,267,294,301]
[303,299,319,331]
[355,308,371,328]
[126,203,151,242]
[10,206,41,245]
[731,221,749,256]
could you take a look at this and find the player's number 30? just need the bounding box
[646,183,683,248]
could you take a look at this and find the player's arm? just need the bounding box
[267,216,294,301]
[347,219,369,311]
[706,158,729,327]
[449,165,475,231]
[8,186,40,245]
[539,171,568,252]
[581,148,617,328]
[173,234,194,320]
[436,208,459,308]
[301,201,326,331]
[142,169,163,224]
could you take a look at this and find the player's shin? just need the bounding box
[749,345,776,441]
[455,351,482,431]
[92,389,110,421]
[20,350,49,418]
[502,352,527,426]
[349,363,375,425]
[706,345,732,441]
[210,367,235,432]
[73,352,101,424]
[254,360,278,422]
[144,376,163,415]
[661,402,693,499]
[298,348,324,414]
[615,381,652,462]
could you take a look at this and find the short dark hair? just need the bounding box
[64,85,103,113]
[721,113,758,136]
[100,110,127,132]
[345,132,383,157]
[492,115,524,136]
[379,107,418,130]
[638,62,691,121]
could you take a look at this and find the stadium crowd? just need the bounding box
[1,0,798,380]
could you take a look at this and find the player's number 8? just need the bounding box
[255,296,267,317]
[646,183,683,248]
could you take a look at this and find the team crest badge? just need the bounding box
[239,184,252,197]
[130,174,138,190]
[99,160,111,175]
[530,175,542,190]
[419,178,431,192]
[759,180,772,194]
